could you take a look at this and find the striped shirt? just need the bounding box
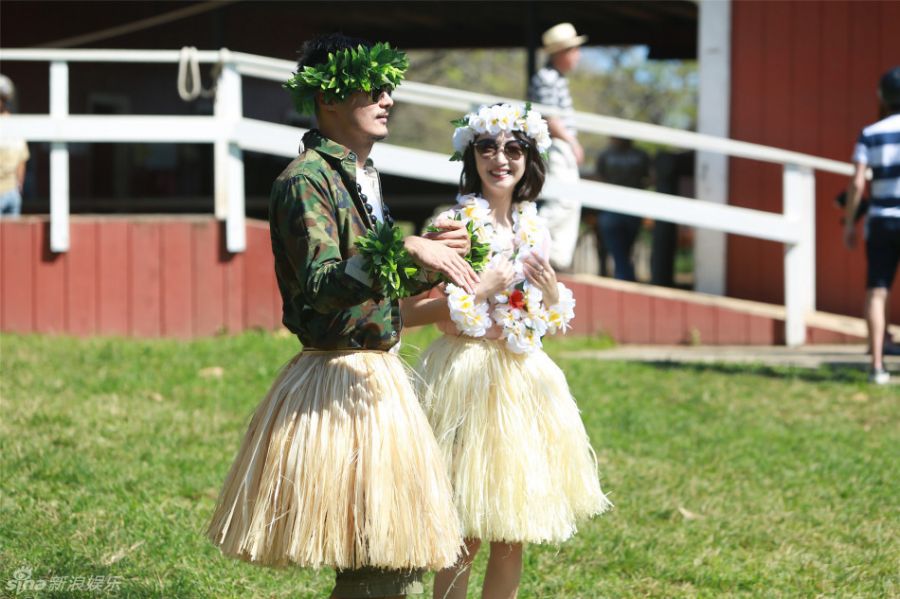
[528,65,577,138]
[853,113,900,218]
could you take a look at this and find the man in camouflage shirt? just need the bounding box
[207,34,474,598]
[271,127,474,349]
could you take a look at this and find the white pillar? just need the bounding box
[694,0,731,295]
[783,164,816,346]
[49,61,70,252]
[214,52,246,252]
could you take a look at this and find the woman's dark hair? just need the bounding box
[459,130,547,203]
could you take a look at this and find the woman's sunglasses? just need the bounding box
[472,139,529,160]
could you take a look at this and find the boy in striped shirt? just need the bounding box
[844,66,900,385]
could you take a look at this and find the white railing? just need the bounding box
[0,47,856,345]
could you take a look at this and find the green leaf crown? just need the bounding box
[283,42,409,115]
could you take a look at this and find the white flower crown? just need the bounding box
[450,103,552,161]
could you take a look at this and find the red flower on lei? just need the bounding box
[508,288,526,310]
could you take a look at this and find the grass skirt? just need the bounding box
[206,350,462,570]
[417,336,612,544]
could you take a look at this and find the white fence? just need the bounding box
[0,48,857,345]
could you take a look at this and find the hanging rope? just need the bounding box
[177,46,223,101]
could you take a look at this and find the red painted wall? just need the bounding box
[0,217,281,338]
[728,0,900,319]
[0,217,864,344]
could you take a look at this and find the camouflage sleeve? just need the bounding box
[406,269,440,297]
[274,174,380,313]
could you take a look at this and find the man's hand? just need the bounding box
[844,223,857,250]
[423,218,471,257]
[572,139,585,166]
[404,235,479,293]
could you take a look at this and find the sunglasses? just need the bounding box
[369,85,393,103]
[472,139,529,160]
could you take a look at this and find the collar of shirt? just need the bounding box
[301,129,375,172]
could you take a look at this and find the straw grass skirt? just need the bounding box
[417,336,612,544]
[207,350,462,571]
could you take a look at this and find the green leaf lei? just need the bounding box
[355,216,490,300]
[283,42,409,115]
[425,218,492,274]
[354,221,420,299]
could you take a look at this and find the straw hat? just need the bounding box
[541,23,588,54]
[0,74,14,101]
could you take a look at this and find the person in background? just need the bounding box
[844,66,900,385]
[595,137,651,281]
[0,75,29,218]
[528,22,587,271]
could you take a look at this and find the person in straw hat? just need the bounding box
[206,33,479,598]
[528,22,588,271]
[0,74,29,218]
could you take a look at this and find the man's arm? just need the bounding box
[529,71,584,165]
[276,174,477,310]
[275,174,381,313]
[844,162,867,249]
[17,143,28,191]
[546,117,584,165]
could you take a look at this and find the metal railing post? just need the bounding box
[49,61,70,252]
[214,51,246,252]
[783,164,816,346]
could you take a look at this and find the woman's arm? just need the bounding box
[400,287,450,328]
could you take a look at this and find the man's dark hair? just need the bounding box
[459,130,547,203]
[295,33,371,115]
[296,33,371,72]
[879,66,900,113]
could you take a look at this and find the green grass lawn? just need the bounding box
[1,329,897,598]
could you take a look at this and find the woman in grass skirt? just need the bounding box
[402,104,612,599]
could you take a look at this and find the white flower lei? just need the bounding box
[451,103,552,160]
[439,194,576,354]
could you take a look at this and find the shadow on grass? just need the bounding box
[642,360,869,384]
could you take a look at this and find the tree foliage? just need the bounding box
[388,47,698,171]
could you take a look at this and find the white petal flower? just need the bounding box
[517,201,539,218]
[496,104,516,132]
[446,283,492,337]
[523,111,543,136]
[432,209,456,224]
[452,126,476,153]
[466,106,487,135]
[506,327,542,354]
[484,104,510,135]
[524,283,544,313]
[545,283,576,334]
[490,227,513,253]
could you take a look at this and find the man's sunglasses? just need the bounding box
[370,85,393,102]
[472,139,530,160]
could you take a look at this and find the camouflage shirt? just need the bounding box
[269,129,431,350]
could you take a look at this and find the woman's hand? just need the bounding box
[523,253,559,305]
[474,257,515,303]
